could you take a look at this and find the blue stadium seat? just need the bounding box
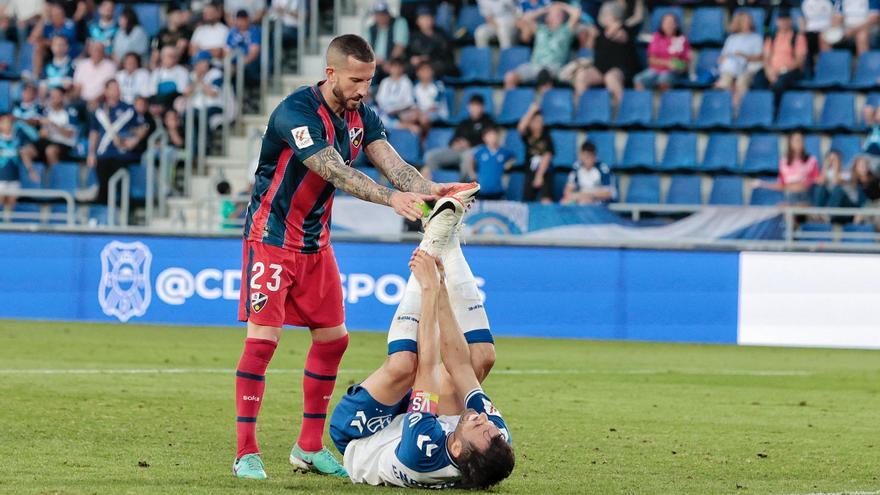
[48,202,72,224]
[749,187,784,206]
[804,134,823,162]
[48,162,80,194]
[455,46,492,83]
[866,92,880,109]
[701,133,739,172]
[615,90,652,127]
[552,169,570,201]
[649,6,684,33]
[694,90,732,129]
[88,205,108,225]
[550,130,577,167]
[12,202,41,223]
[503,130,525,164]
[495,46,531,82]
[505,171,525,201]
[497,87,535,125]
[574,89,611,126]
[689,48,721,86]
[660,132,698,171]
[619,131,656,169]
[18,163,45,189]
[801,50,852,88]
[129,164,147,201]
[773,91,814,130]
[830,135,862,167]
[626,174,661,204]
[842,223,876,243]
[849,51,880,89]
[388,129,421,165]
[15,43,33,76]
[541,88,574,126]
[800,222,834,242]
[0,41,15,76]
[432,169,461,183]
[742,134,780,174]
[585,131,616,166]
[574,47,593,60]
[455,5,484,38]
[689,7,725,45]
[456,86,494,121]
[733,90,774,129]
[653,90,692,128]
[423,128,453,153]
[708,176,745,205]
[666,175,702,205]
[735,7,765,34]
[134,3,162,38]
[816,92,855,131]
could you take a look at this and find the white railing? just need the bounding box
[1,189,76,225]
[107,168,130,227]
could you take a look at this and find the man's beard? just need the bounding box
[332,85,362,111]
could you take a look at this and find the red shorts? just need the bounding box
[237,240,345,329]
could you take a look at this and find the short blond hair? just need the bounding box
[728,11,755,34]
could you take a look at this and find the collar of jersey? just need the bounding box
[444,433,458,468]
[314,81,347,128]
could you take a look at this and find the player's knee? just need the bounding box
[385,351,418,384]
[470,344,496,382]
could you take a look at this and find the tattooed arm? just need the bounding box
[365,139,434,195]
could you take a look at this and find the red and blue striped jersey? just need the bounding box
[244,82,386,253]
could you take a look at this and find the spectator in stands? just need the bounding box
[374,57,418,131]
[38,86,80,170]
[503,3,581,92]
[422,93,493,179]
[753,131,819,205]
[470,125,515,199]
[190,3,230,60]
[577,2,639,104]
[87,79,150,204]
[516,0,551,43]
[13,82,43,130]
[365,2,408,77]
[88,0,117,52]
[73,41,118,107]
[116,52,151,105]
[753,9,807,107]
[29,3,78,79]
[633,12,690,91]
[0,0,44,45]
[814,153,880,223]
[184,51,225,131]
[150,46,189,110]
[112,7,150,64]
[270,0,300,49]
[812,0,879,56]
[0,112,38,215]
[801,0,834,64]
[407,8,455,79]
[412,61,449,133]
[715,11,763,107]
[226,9,261,83]
[41,35,75,93]
[225,0,265,25]
[475,0,518,49]
[517,101,554,203]
[562,140,616,205]
[130,95,155,154]
[153,7,192,68]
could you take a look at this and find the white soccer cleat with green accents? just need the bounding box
[233,453,268,480]
[419,183,480,257]
[289,444,348,478]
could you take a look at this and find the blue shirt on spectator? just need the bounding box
[474,144,514,195]
[44,21,78,45]
[520,0,551,13]
[227,25,261,53]
[88,20,119,52]
[44,57,75,89]
[0,128,32,182]
[90,101,139,158]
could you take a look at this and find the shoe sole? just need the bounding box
[289,454,313,472]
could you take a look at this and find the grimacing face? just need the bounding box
[455,409,501,455]
[327,56,375,112]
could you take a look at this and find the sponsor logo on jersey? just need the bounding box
[349,127,364,148]
[98,241,152,322]
[251,292,268,313]
[291,126,313,149]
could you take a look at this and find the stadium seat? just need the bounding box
[18,163,45,189]
[842,223,876,243]
[550,130,577,167]
[505,170,525,201]
[694,90,732,129]
[615,90,652,127]
[432,169,461,183]
[585,131,617,166]
[15,43,33,76]
[503,130,526,164]
[849,51,880,89]
[88,205,108,225]
[455,46,492,83]
[689,7,725,45]
[800,222,834,242]
[423,128,453,153]
[48,202,72,225]
[0,41,15,76]
[625,174,661,204]
[541,88,574,126]
[659,132,698,171]
[12,202,41,223]
[552,169,570,201]
[649,6,684,33]
[733,90,774,129]
[735,7,766,34]
[134,3,162,38]
[801,50,852,88]
[456,86,494,121]
[666,175,702,205]
[455,5,484,39]
[816,92,855,131]
[708,176,745,205]
[773,91,814,130]
[701,133,739,172]
[388,129,421,165]
[830,135,862,167]
[653,90,692,128]
[48,162,80,194]
[574,89,611,127]
[804,134,823,162]
[749,187,784,206]
[129,164,147,201]
[497,87,535,125]
[688,48,721,86]
[742,134,780,174]
[495,46,531,82]
[619,131,656,170]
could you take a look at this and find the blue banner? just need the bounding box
[0,232,740,343]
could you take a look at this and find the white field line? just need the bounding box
[0,368,815,377]
[784,491,880,495]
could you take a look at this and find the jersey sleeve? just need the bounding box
[395,412,450,473]
[273,95,330,163]
[464,388,512,444]
[360,103,387,147]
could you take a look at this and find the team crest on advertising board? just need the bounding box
[349,127,363,148]
[251,292,268,313]
[98,241,152,322]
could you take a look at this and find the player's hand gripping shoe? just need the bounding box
[289,444,349,477]
[233,453,268,480]
[419,182,480,257]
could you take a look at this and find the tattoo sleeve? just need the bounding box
[366,140,433,194]
[303,146,394,206]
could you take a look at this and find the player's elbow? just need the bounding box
[470,344,496,382]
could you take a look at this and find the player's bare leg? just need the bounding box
[289,324,349,477]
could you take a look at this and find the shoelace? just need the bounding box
[242,455,262,472]
[314,450,346,474]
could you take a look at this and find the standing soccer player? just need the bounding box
[232,34,466,480]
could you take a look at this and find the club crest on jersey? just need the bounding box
[349,127,364,148]
[251,292,268,313]
[98,241,152,322]
[291,126,313,149]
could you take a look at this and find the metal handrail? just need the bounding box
[107,167,130,227]
[3,189,76,225]
[158,131,170,218]
[144,129,170,225]
[196,91,208,177]
[183,98,194,197]
[260,13,270,111]
[297,0,306,75]
[309,0,318,54]
[222,52,233,149]
[235,50,245,132]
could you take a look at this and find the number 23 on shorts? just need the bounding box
[248,262,283,314]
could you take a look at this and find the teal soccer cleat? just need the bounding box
[233,453,268,480]
[289,444,348,478]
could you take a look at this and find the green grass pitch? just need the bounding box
[0,320,878,495]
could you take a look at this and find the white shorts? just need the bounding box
[0,180,21,193]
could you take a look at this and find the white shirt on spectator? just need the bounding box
[189,67,224,109]
[149,65,190,95]
[413,80,448,119]
[74,58,118,102]
[270,0,299,27]
[0,0,45,20]
[719,32,763,76]
[375,75,415,115]
[116,68,151,104]
[477,0,518,21]
[802,0,834,32]
[191,21,231,51]
[842,0,880,28]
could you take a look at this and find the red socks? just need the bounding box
[235,338,278,459]
[296,334,349,452]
